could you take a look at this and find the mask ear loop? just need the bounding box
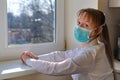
[95,23,106,30]
[100,23,105,28]
[88,23,105,43]
[96,23,106,42]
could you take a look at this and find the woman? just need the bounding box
[20,8,116,80]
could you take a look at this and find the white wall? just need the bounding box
[65,0,98,49]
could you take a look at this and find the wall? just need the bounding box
[98,0,120,57]
[65,0,98,49]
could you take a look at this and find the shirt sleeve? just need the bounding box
[26,48,96,76]
[26,58,80,76]
[38,48,81,62]
[72,48,96,72]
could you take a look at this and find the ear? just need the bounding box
[97,27,103,35]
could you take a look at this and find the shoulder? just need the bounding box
[72,41,105,59]
[86,42,106,61]
[84,42,105,57]
[89,41,105,52]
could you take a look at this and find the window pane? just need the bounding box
[7,0,56,45]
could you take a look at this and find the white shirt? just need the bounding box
[26,39,114,80]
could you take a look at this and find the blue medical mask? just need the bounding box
[74,23,105,43]
[74,26,92,43]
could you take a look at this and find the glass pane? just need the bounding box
[7,0,56,45]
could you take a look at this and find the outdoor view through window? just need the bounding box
[7,0,55,45]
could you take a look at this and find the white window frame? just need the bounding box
[0,0,64,61]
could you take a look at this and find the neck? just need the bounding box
[81,38,98,48]
[81,42,89,48]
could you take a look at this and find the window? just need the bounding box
[0,0,64,61]
[7,0,55,45]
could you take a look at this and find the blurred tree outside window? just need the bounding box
[7,0,56,45]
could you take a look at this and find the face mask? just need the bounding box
[74,26,91,43]
[74,23,105,43]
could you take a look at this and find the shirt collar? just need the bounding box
[85,39,98,48]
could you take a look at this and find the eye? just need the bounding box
[77,20,80,25]
[78,22,80,25]
[84,24,89,28]
[77,21,80,25]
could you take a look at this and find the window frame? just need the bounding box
[0,0,65,61]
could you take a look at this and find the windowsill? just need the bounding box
[0,60,37,80]
[0,59,120,80]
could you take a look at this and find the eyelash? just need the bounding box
[77,21,80,25]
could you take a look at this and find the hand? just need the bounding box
[20,51,39,65]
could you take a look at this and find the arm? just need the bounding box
[38,50,73,62]
[26,58,80,76]
[20,48,82,65]
[26,48,96,76]
[38,47,82,62]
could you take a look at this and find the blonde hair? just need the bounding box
[77,8,116,80]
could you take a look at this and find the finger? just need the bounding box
[20,55,25,64]
[20,53,27,64]
[20,53,24,63]
[26,52,39,59]
[22,51,32,58]
[24,52,33,58]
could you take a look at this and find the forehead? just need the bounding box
[79,12,96,29]
[79,12,93,23]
